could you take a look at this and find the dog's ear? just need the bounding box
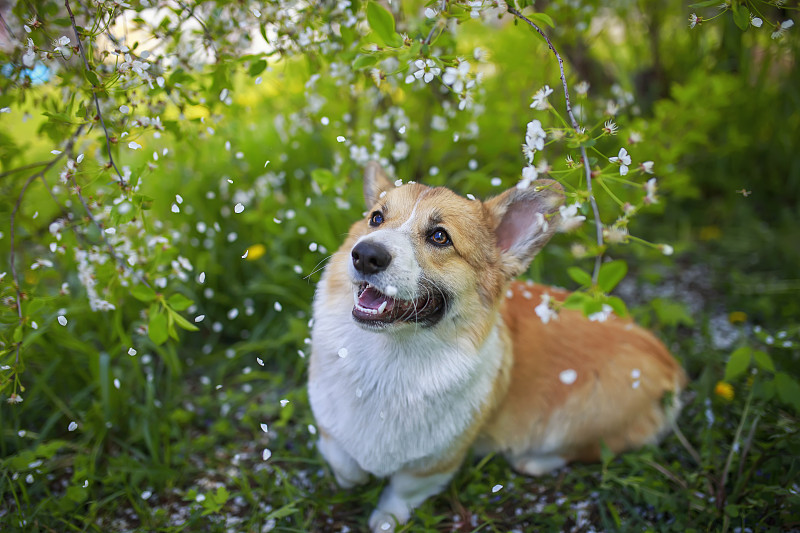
[363,162,393,207]
[484,180,565,278]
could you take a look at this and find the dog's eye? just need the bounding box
[428,229,451,247]
[369,211,384,226]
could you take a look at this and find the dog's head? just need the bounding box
[336,162,564,332]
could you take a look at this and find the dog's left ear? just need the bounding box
[485,180,565,278]
[363,162,393,207]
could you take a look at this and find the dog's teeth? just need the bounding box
[378,301,387,314]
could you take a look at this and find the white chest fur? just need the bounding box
[309,285,504,477]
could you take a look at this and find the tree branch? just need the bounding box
[8,126,84,366]
[507,6,604,283]
[64,0,128,187]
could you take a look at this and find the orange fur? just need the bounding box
[480,282,687,465]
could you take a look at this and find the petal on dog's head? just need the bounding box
[363,161,393,208]
[485,179,564,278]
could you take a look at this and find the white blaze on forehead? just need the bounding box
[397,189,430,233]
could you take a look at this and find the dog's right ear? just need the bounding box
[363,161,393,207]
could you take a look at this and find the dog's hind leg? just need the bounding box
[511,454,567,476]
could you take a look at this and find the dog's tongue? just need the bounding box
[358,286,395,312]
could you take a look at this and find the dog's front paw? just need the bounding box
[333,468,369,489]
[369,509,404,533]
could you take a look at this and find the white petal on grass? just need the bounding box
[128,141,142,150]
[492,484,503,493]
[260,423,269,433]
[68,421,78,431]
[336,135,346,143]
[256,357,264,366]
[57,315,67,326]
[559,369,577,385]
[280,399,289,407]
[338,348,348,358]
[175,194,183,204]
[234,203,244,214]
[113,378,120,389]
[262,448,272,461]
[141,490,152,500]
[274,302,282,312]
[242,249,249,259]
[128,347,137,356]
[171,203,180,213]
[198,272,206,283]
[308,424,317,435]
[194,315,205,323]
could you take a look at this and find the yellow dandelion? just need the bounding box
[728,311,747,324]
[714,381,734,401]
[245,244,266,261]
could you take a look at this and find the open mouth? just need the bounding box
[352,282,446,327]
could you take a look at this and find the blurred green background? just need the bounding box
[1,0,799,530]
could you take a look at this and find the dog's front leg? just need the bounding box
[368,467,458,533]
[317,431,369,489]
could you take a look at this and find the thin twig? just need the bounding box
[507,6,604,283]
[0,161,52,180]
[8,129,82,366]
[425,1,447,45]
[64,0,128,187]
[0,12,16,41]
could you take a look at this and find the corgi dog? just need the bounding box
[308,162,686,532]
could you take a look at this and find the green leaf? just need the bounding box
[265,504,298,521]
[13,325,23,343]
[724,346,751,382]
[353,55,379,70]
[567,267,592,287]
[131,284,157,302]
[528,12,555,29]
[366,2,403,47]
[597,260,627,292]
[752,350,775,372]
[731,2,750,31]
[84,70,100,87]
[583,299,604,316]
[605,296,629,318]
[310,168,337,192]
[167,293,193,311]
[148,311,168,345]
[562,291,590,310]
[690,0,723,7]
[169,309,199,332]
[248,59,267,77]
[775,372,800,412]
[651,298,694,327]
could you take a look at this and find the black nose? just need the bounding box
[352,241,392,275]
